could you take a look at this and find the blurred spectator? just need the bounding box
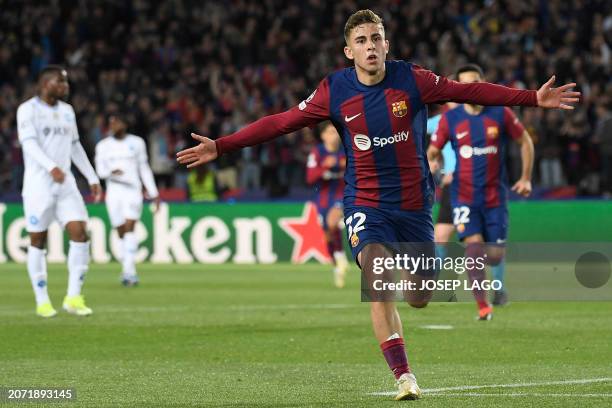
[148,121,176,188]
[0,0,610,198]
[593,103,612,195]
[239,146,261,191]
[187,165,221,202]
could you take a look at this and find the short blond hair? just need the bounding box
[344,9,384,43]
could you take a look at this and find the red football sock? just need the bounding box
[465,244,489,308]
[380,338,410,379]
[326,240,335,264]
[332,229,343,253]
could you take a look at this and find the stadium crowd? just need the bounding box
[0,0,610,199]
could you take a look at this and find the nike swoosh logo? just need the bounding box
[457,131,468,139]
[345,113,362,122]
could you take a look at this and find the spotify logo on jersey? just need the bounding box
[459,145,498,159]
[354,134,372,151]
[459,145,473,159]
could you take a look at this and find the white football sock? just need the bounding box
[122,232,137,278]
[67,241,90,297]
[27,246,50,306]
[333,251,348,266]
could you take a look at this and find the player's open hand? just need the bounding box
[441,172,453,187]
[90,183,103,203]
[152,196,161,213]
[50,167,65,183]
[511,179,532,197]
[176,133,218,168]
[536,76,581,110]
[428,159,441,174]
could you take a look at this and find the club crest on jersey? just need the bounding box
[350,233,360,248]
[392,100,408,117]
[487,126,499,139]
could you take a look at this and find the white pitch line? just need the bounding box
[370,377,612,396]
[419,324,454,330]
[227,303,357,311]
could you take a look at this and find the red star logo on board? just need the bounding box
[278,202,332,264]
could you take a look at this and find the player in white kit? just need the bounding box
[17,66,102,318]
[95,113,160,286]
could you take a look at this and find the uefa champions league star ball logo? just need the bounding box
[354,134,371,151]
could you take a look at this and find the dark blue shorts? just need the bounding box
[451,204,508,243]
[343,206,434,261]
[317,200,343,231]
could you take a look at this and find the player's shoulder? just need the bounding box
[326,67,350,86]
[483,105,510,121]
[127,133,145,145]
[96,135,112,148]
[17,97,37,114]
[388,60,413,71]
[443,104,463,119]
[57,99,75,112]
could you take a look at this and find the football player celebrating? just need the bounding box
[177,11,579,400]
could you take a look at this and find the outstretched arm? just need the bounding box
[177,79,331,168]
[413,66,580,109]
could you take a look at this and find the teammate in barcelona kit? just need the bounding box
[426,103,457,262]
[95,114,160,286]
[17,65,102,318]
[306,122,349,288]
[176,10,579,400]
[428,64,535,320]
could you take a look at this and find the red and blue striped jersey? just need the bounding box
[431,105,526,207]
[306,144,345,209]
[215,60,537,210]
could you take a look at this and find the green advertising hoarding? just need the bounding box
[0,201,610,264]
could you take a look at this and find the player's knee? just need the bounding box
[405,288,432,308]
[30,235,46,249]
[465,242,485,258]
[408,299,429,309]
[70,230,89,242]
[486,252,504,266]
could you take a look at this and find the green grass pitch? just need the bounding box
[0,263,611,407]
